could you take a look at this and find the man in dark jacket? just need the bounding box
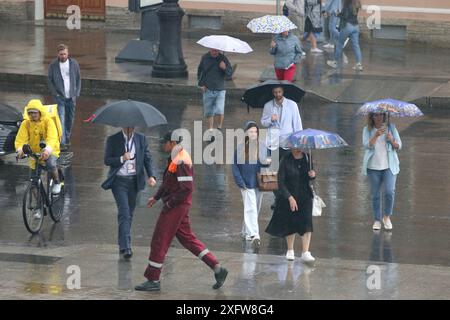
[47,44,81,151]
[103,127,156,260]
[197,49,232,140]
[135,131,228,292]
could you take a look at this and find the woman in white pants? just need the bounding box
[232,121,268,249]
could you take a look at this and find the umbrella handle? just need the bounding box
[83,114,96,123]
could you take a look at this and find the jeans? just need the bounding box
[55,96,76,145]
[203,89,226,117]
[112,176,138,251]
[334,22,362,64]
[328,14,340,46]
[367,169,397,221]
[240,188,263,239]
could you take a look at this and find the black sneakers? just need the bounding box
[119,249,133,261]
[135,280,161,292]
[213,267,228,290]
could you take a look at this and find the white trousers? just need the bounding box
[240,188,263,239]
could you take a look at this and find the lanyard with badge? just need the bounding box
[125,136,136,174]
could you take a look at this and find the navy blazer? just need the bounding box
[102,131,155,191]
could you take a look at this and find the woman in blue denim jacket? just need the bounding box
[232,121,270,249]
[362,113,402,231]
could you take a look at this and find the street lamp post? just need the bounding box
[151,0,188,78]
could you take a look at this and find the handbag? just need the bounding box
[257,171,278,191]
[311,184,326,217]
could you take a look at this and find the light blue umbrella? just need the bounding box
[288,128,349,170]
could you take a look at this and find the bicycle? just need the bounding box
[19,144,66,234]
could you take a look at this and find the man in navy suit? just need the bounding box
[102,127,157,260]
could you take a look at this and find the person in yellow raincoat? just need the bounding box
[15,99,62,195]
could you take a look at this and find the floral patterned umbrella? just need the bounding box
[288,129,349,150]
[288,128,349,170]
[356,98,424,118]
[247,15,297,34]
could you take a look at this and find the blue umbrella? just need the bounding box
[288,128,349,170]
[356,98,424,118]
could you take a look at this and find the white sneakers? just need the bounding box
[33,209,42,220]
[301,251,316,263]
[373,217,393,231]
[323,43,335,49]
[52,183,62,195]
[327,60,338,69]
[310,48,323,54]
[383,216,393,230]
[286,250,316,263]
[373,220,381,230]
[353,63,364,71]
[285,250,295,261]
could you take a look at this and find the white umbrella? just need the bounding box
[247,15,297,34]
[197,35,253,54]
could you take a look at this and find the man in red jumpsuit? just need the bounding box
[135,131,228,292]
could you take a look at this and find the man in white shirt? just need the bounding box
[260,86,303,205]
[48,44,81,151]
[261,86,303,162]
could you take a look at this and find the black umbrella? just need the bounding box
[241,80,306,110]
[86,100,167,128]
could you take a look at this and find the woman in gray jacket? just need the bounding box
[270,31,304,82]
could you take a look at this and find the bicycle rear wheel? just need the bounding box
[49,168,65,222]
[22,182,44,234]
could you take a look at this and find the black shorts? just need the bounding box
[304,17,323,34]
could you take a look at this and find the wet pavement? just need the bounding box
[1,24,450,103]
[0,90,449,299]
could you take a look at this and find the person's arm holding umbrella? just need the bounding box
[261,101,275,128]
[269,38,278,55]
[219,54,233,79]
[386,124,402,150]
[104,135,129,168]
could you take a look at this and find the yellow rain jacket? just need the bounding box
[15,99,61,169]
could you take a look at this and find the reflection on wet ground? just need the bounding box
[1,90,449,268]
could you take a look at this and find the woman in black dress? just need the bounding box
[265,147,316,263]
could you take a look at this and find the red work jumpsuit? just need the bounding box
[144,147,219,281]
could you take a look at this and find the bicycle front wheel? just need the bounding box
[22,182,44,234]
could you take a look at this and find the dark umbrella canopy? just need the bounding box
[87,100,167,128]
[241,80,306,109]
